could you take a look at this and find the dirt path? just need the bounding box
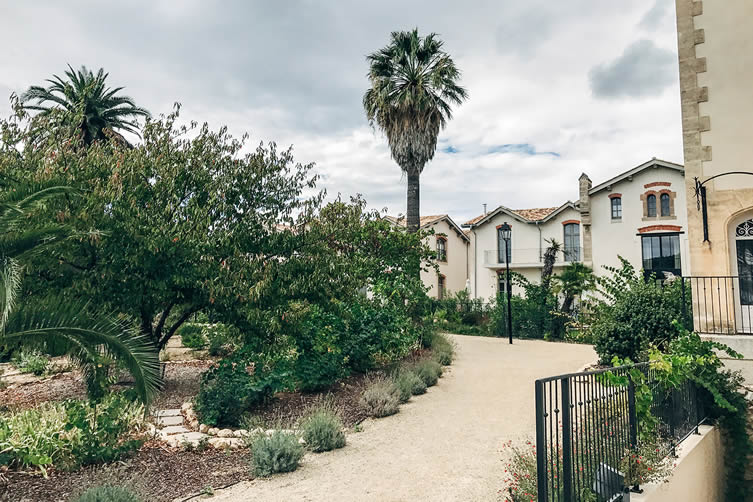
[208,336,596,502]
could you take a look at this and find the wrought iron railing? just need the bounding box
[681,275,753,335]
[534,363,703,502]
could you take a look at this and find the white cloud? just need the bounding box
[0,0,683,224]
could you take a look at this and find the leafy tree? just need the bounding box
[364,29,467,232]
[0,181,160,404]
[21,65,150,146]
[3,104,322,351]
[554,262,595,314]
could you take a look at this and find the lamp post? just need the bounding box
[500,222,513,345]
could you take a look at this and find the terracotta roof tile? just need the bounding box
[464,206,560,226]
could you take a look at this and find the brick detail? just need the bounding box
[639,225,683,234]
[644,182,671,189]
[691,1,703,16]
[608,193,622,199]
[561,219,580,225]
[698,86,709,102]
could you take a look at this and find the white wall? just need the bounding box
[590,167,689,278]
[469,206,581,299]
[421,218,469,298]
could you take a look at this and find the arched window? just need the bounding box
[436,236,447,262]
[647,194,657,217]
[660,193,671,217]
[611,197,622,220]
[563,223,580,261]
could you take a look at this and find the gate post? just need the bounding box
[535,380,549,502]
[561,377,573,502]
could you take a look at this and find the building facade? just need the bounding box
[463,159,689,299]
[385,214,470,299]
[675,0,753,379]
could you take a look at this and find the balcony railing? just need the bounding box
[483,247,582,267]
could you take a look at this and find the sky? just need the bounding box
[0,0,683,224]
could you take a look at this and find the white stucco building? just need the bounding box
[385,214,470,299]
[462,158,689,300]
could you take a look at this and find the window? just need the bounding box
[497,227,511,263]
[563,223,580,261]
[497,273,509,295]
[438,274,446,299]
[611,197,622,220]
[660,193,671,217]
[641,234,681,279]
[436,236,447,262]
[647,194,657,217]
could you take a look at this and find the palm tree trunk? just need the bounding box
[407,171,420,233]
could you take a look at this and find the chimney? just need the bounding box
[483,203,487,215]
[578,173,593,263]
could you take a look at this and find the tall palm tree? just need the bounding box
[0,181,160,404]
[364,29,467,232]
[21,65,150,146]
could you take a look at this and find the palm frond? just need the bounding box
[0,258,21,330]
[4,296,162,404]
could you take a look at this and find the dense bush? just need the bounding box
[413,360,442,387]
[249,430,304,477]
[392,369,425,401]
[591,259,687,363]
[360,377,400,418]
[12,350,49,376]
[0,394,145,471]
[194,355,285,427]
[74,485,142,502]
[429,333,455,365]
[300,406,346,453]
[178,323,206,350]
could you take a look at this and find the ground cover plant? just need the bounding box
[249,430,304,477]
[300,404,346,453]
[73,484,143,502]
[360,377,401,418]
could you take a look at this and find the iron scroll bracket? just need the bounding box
[694,172,753,242]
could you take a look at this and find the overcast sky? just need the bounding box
[0,0,682,223]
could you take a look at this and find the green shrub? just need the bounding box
[12,350,49,376]
[73,485,142,502]
[430,333,455,365]
[392,370,425,401]
[204,323,240,357]
[64,394,146,467]
[0,394,144,471]
[194,355,284,427]
[591,259,687,363]
[300,406,345,453]
[178,323,207,350]
[414,360,442,387]
[249,430,304,476]
[360,378,400,418]
[289,304,347,392]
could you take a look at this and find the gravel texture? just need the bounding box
[210,335,596,502]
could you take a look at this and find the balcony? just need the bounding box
[482,247,582,268]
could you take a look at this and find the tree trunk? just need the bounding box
[406,171,420,233]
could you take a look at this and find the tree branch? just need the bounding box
[159,305,201,350]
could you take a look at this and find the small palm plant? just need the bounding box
[364,29,467,233]
[21,65,150,146]
[0,181,160,404]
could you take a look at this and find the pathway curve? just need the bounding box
[209,335,596,502]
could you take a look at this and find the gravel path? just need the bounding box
[208,336,596,502]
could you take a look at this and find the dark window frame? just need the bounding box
[641,232,682,279]
[647,194,657,217]
[563,223,580,262]
[438,274,446,299]
[660,193,671,217]
[497,227,511,264]
[436,236,447,262]
[611,197,622,220]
